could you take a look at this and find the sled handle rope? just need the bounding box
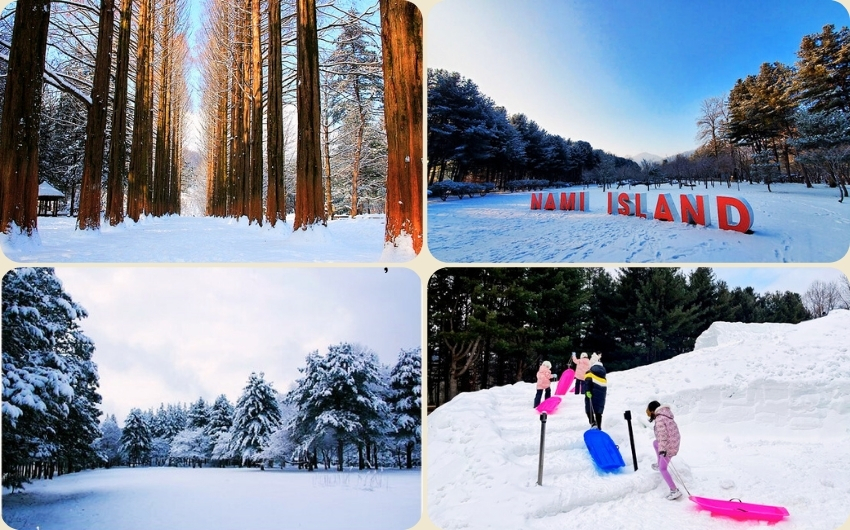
[667,458,692,497]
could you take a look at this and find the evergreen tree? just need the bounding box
[286,344,390,471]
[204,394,234,440]
[93,414,124,468]
[187,397,210,430]
[386,347,420,469]
[2,267,101,489]
[121,408,152,467]
[231,372,282,465]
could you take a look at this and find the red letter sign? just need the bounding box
[531,193,543,210]
[717,196,754,233]
[681,194,711,226]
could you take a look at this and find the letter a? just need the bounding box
[717,196,754,233]
[654,193,680,222]
[544,193,556,210]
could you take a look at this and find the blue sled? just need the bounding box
[583,429,625,472]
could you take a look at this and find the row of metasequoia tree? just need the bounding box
[0,0,422,252]
[0,0,189,230]
[112,346,421,473]
[427,267,813,408]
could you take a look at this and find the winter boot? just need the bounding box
[665,489,682,500]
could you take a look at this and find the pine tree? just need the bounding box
[386,347,420,468]
[2,267,101,489]
[231,372,282,465]
[286,343,390,471]
[94,414,124,467]
[187,397,210,429]
[204,394,234,439]
[121,408,152,467]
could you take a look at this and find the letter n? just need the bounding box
[717,196,754,233]
[531,193,543,210]
[654,193,680,222]
[680,194,711,226]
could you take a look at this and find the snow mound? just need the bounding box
[428,311,850,530]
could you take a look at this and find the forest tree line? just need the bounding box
[428,24,850,201]
[0,0,422,252]
[427,267,848,409]
[1,267,421,491]
[107,345,421,474]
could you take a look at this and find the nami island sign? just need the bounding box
[530,191,754,233]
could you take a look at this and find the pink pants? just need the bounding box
[654,440,676,490]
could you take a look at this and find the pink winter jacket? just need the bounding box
[572,356,590,380]
[653,406,681,457]
[536,366,553,390]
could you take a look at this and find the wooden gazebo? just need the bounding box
[38,182,64,217]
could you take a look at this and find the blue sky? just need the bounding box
[427,0,850,159]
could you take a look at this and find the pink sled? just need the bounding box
[535,396,562,414]
[554,368,575,395]
[689,496,789,523]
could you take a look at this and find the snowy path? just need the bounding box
[426,183,850,263]
[0,214,415,263]
[427,311,850,530]
[2,467,420,530]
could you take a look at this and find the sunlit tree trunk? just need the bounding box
[106,0,133,225]
[380,0,422,253]
[249,0,263,224]
[293,0,326,230]
[127,0,154,221]
[0,0,52,235]
[77,0,115,230]
[266,0,285,225]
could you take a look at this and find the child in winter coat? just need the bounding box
[647,400,682,500]
[584,353,607,429]
[534,361,556,408]
[571,352,590,395]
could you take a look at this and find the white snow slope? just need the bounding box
[0,214,416,263]
[426,183,850,263]
[428,310,850,530]
[1,467,420,530]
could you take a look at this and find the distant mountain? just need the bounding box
[629,152,664,164]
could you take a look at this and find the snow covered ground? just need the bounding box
[427,310,850,530]
[426,183,850,263]
[0,214,416,263]
[1,466,420,530]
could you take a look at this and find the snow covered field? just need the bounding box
[427,310,850,530]
[0,214,416,263]
[426,183,850,263]
[1,466,420,530]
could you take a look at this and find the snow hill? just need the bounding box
[427,310,850,530]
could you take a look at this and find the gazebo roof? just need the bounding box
[38,182,64,198]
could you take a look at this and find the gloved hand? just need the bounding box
[585,391,592,398]
[659,451,667,457]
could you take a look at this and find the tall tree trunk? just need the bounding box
[249,0,263,225]
[0,0,52,235]
[240,5,251,219]
[293,0,326,230]
[152,1,173,218]
[336,438,343,472]
[127,0,154,221]
[106,0,133,225]
[379,0,423,253]
[266,0,285,225]
[78,0,116,230]
[322,108,333,219]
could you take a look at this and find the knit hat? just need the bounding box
[580,352,588,359]
[542,361,551,369]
